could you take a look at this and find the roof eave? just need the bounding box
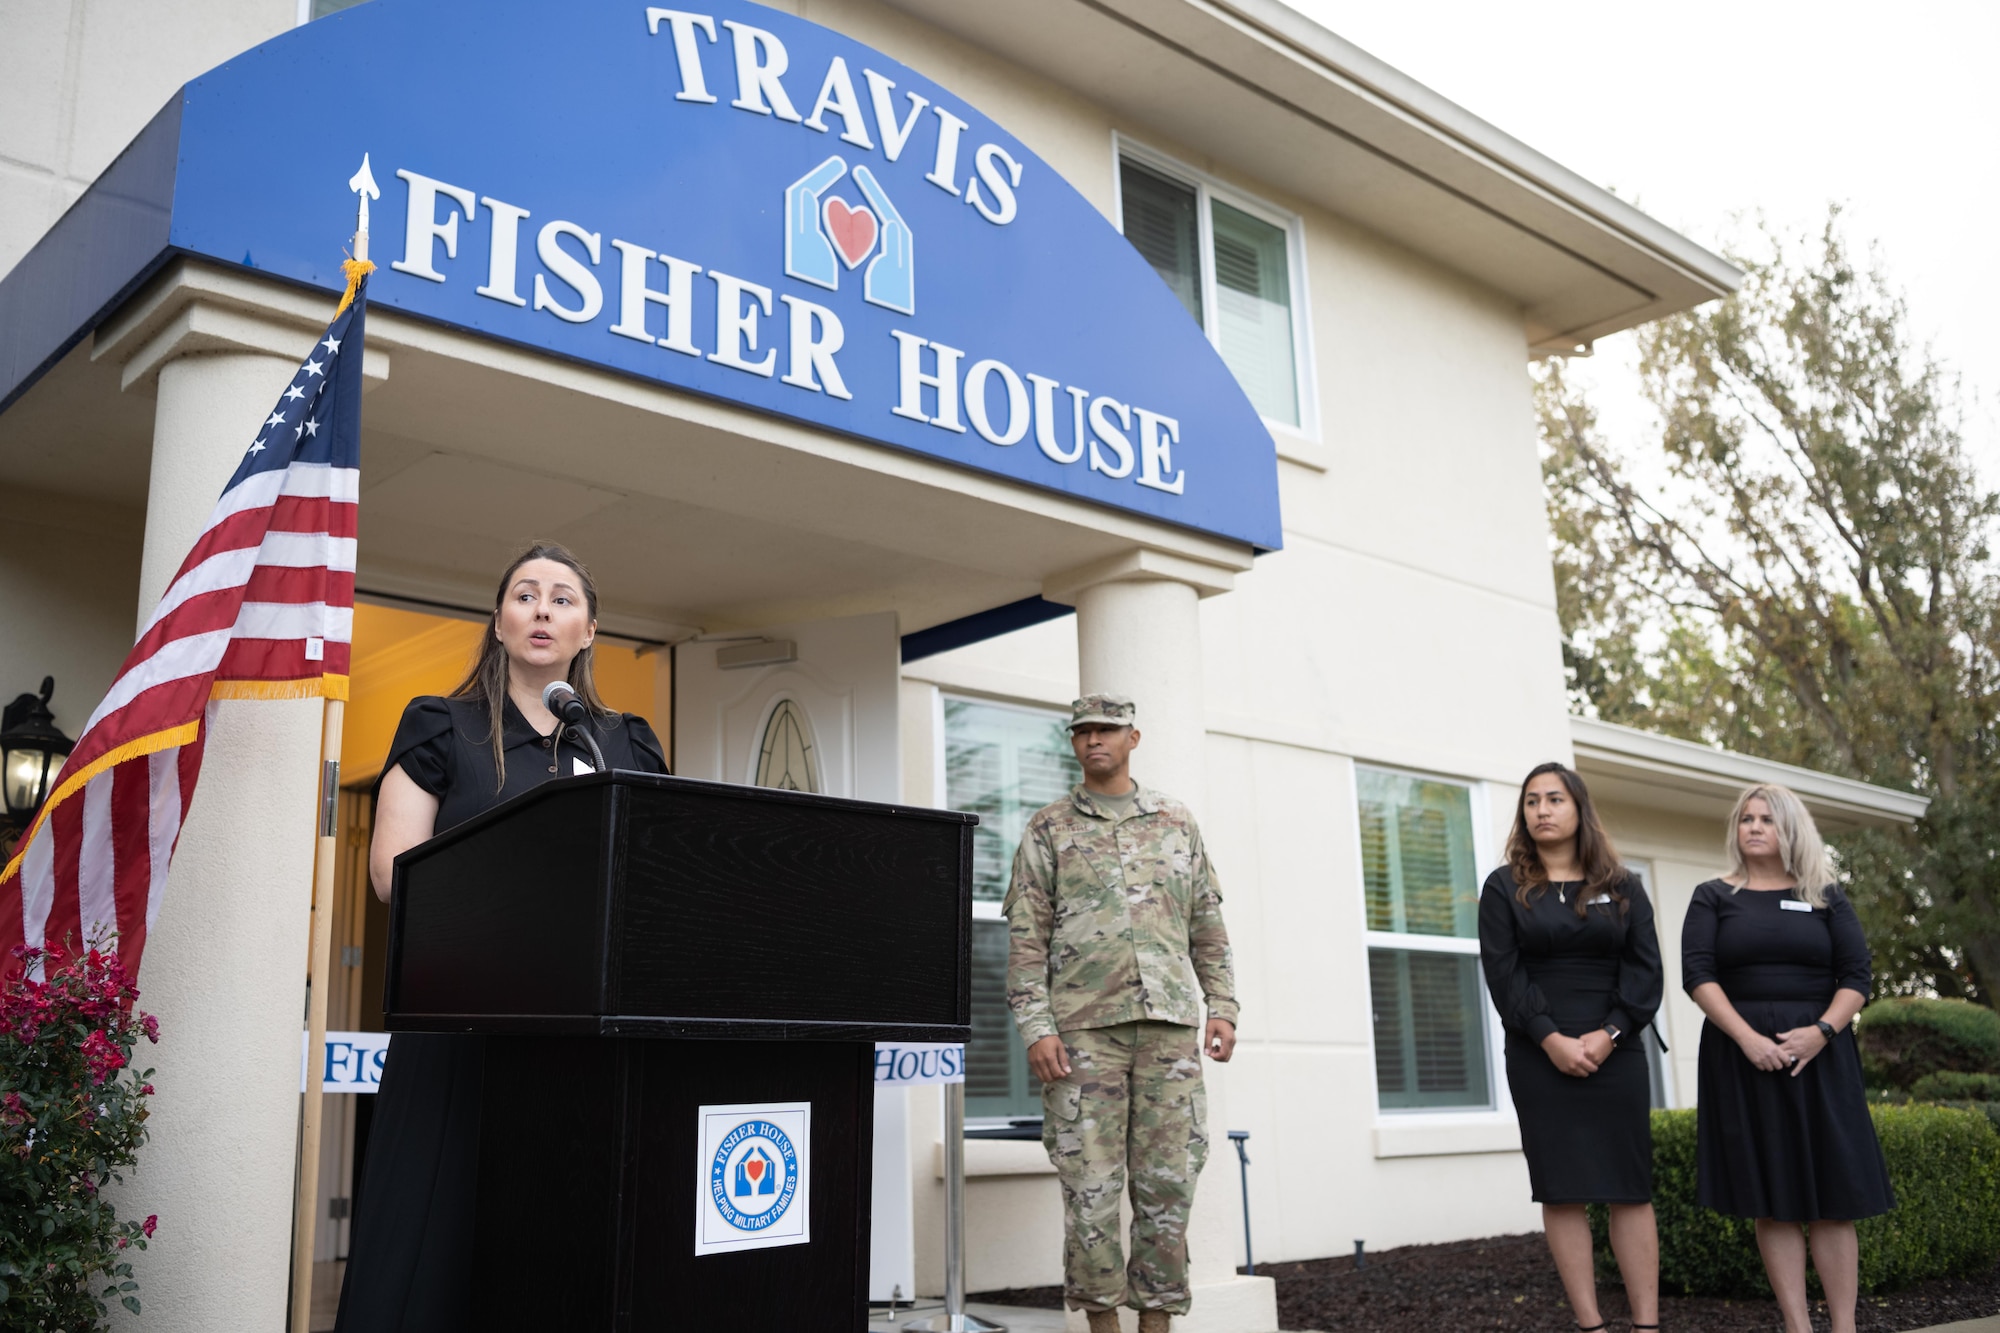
[878,0,1744,344]
[1214,0,1742,297]
[1570,716,1929,832]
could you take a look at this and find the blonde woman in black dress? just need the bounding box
[1683,783,1891,1333]
[1480,762,1663,1333]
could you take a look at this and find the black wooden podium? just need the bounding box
[383,771,974,1331]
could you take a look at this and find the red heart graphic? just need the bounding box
[824,197,878,270]
[745,1158,765,1182]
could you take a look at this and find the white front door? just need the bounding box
[671,611,914,1300]
[671,611,900,801]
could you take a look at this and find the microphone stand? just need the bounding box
[544,681,609,774]
[563,720,608,774]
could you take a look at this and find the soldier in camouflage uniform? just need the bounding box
[1003,693,1238,1333]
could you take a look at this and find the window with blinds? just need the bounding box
[1115,150,1304,430]
[1358,766,1492,1111]
[945,697,1083,1119]
[1119,161,1203,328]
[1211,201,1298,426]
[1359,771,1478,938]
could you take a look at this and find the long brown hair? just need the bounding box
[1507,762,1627,916]
[451,542,617,789]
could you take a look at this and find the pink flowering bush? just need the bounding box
[0,943,158,1327]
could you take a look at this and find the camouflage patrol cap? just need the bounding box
[1070,693,1136,729]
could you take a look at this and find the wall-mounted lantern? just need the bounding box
[1,677,75,825]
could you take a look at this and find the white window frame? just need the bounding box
[1110,134,1322,465]
[937,690,1077,922]
[937,690,1082,1127]
[1622,856,1678,1109]
[297,0,365,23]
[1350,759,1512,1127]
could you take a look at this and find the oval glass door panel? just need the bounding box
[754,698,821,794]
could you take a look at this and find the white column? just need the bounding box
[1074,577,1205,804]
[111,348,326,1332]
[1047,552,1276,1333]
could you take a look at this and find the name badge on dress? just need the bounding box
[1586,894,1613,906]
[1779,899,1814,912]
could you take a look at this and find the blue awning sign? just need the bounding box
[0,0,1283,551]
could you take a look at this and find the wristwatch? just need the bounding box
[1602,1023,1623,1045]
[1815,1019,1837,1042]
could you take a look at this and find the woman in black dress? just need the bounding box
[1480,762,1662,1333]
[1683,782,1891,1333]
[334,543,667,1333]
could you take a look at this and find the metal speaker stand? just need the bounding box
[904,1081,1006,1333]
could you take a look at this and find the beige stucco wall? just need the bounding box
[0,0,296,282]
[0,486,144,739]
[900,203,1570,1268]
[0,0,298,725]
[880,0,1575,1273]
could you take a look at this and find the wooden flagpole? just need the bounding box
[289,700,345,1333]
[289,161,374,1333]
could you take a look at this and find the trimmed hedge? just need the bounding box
[1909,1071,2000,1102]
[1590,1105,2000,1297]
[1856,998,2000,1090]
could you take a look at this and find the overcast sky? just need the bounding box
[1280,0,1999,464]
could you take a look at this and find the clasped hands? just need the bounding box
[1739,1023,1829,1077]
[1027,1018,1236,1083]
[1541,1028,1617,1077]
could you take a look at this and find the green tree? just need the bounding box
[1541,209,2000,1000]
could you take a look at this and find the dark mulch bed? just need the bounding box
[971,1232,2000,1330]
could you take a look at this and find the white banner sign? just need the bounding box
[307,1037,963,1092]
[301,1030,392,1094]
[872,1042,965,1086]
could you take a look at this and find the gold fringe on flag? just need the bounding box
[209,674,350,703]
[0,720,203,883]
[334,257,376,317]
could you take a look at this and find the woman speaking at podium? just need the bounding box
[335,544,667,1333]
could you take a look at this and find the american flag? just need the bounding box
[0,266,370,980]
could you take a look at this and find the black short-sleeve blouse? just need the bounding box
[1681,879,1870,1004]
[383,693,668,832]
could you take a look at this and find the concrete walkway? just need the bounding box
[869,1309,2000,1333]
[869,1302,1065,1333]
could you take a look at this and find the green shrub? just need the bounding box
[1602,1111,1767,1296]
[1910,1071,2000,1102]
[1856,998,2000,1090]
[1866,1103,2000,1290]
[1591,1105,2000,1297]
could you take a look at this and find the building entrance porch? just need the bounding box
[0,257,1268,1331]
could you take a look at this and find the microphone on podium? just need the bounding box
[543,680,607,774]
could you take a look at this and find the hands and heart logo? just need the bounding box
[785,155,915,315]
[734,1146,777,1197]
[823,198,878,269]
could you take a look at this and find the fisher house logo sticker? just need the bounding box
[696,1101,811,1254]
[785,156,914,315]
